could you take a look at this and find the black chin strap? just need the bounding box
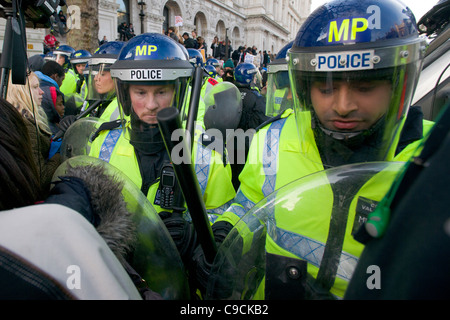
[311,112,386,167]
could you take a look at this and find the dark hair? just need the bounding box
[42,60,65,78]
[28,54,45,72]
[0,98,42,210]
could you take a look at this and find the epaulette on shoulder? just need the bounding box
[90,119,122,142]
[255,109,293,132]
[255,113,283,132]
[208,77,219,86]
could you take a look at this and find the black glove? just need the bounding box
[188,221,234,296]
[159,211,197,265]
[54,115,77,140]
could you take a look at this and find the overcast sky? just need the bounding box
[309,0,438,21]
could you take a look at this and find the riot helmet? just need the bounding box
[206,58,220,68]
[288,0,427,167]
[203,81,243,141]
[234,62,258,87]
[87,41,125,103]
[266,41,293,117]
[52,44,75,68]
[71,49,92,76]
[205,65,217,78]
[44,51,54,62]
[187,48,205,68]
[110,33,193,152]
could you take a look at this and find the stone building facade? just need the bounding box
[100,0,310,55]
[0,0,310,57]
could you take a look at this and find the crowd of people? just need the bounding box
[1,0,449,302]
[118,22,136,41]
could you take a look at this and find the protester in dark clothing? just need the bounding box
[263,50,269,67]
[197,36,207,56]
[43,86,65,135]
[99,36,108,45]
[230,62,269,190]
[36,60,66,134]
[231,47,241,67]
[219,40,233,60]
[7,72,61,196]
[127,24,136,39]
[118,22,128,41]
[182,32,197,48]
[222,58,235,83]
[58,10,67,27]
[0,97,159,300]
[210,36,221,58]
[191,30,199,49]
[168,26,179,42]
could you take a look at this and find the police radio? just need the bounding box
[159,164,185,212]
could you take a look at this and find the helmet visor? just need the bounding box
[265,70,293,117]
[115,78,190,149]
[288,43,424,167]
[87,63,116,102]
[53,53,69,66]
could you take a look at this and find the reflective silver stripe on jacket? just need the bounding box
[225,189,256,219]
[268,219,358,282]
[195,142,212,196]
[261,118,287,197]
[99,129,122,162]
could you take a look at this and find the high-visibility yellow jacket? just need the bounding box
[88,121,236,222]
[215,108,434,298]
[60,68,78,96]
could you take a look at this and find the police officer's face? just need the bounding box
[55,54,66,66]
[75,63,86,75]
[129,84,175,124]
[94,71,114,94]
[310,80,391,132]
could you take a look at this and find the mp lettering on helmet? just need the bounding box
[328,5,381,44]
[135,45,158,56]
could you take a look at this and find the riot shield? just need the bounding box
[206,161,405,300]
[52,155,190,299]
[60,117,105,161]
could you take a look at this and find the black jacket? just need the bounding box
[345,105,450,300]
[237,86,269,131]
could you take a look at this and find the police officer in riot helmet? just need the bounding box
[191,0,435,299]
[265,41,293,117]
[233,62,268,131]
[229,62,269,190]
[89,34,235,257]
[70,49,92,94]
[89,34,236,283]
[87,41,125,120]
[288,0,434,167]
